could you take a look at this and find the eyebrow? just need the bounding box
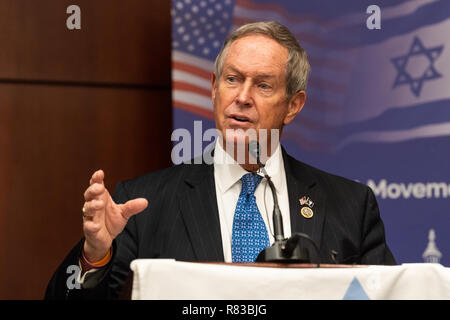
[224,65,277,80]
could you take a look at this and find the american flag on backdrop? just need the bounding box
[171,0,450,153]
[171,0,353,152]
[172,0,235,119]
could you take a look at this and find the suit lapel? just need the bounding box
[176,149,327,262]
[283,150,327,252]
[178,163,224,262]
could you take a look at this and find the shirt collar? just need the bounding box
[213,139,284,194]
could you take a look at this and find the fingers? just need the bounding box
[89,169,104,186]
[84,182,106,201]
[84,199,105,213]
[119,198,148,220]
[83,216,102,234]
[83,170,107,226]
[82,198,105,223]
[85,170,105,203]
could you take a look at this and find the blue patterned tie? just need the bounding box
[232,173,269,262]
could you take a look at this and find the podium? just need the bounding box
[129,259,450,300]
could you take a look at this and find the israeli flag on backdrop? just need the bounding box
[336,3,450,151]
[277,0,450,153]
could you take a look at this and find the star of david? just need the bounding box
[391,36,443,97]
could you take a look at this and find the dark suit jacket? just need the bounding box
[45,149,395,299]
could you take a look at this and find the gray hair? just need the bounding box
[214,21,310,100]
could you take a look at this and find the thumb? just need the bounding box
[120,198,148,220]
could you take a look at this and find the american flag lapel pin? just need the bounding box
[299,196,314,219]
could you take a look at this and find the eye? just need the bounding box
[258,83,271,90]
[226,76,237,83]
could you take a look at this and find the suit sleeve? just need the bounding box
[360,186,396,265]
[45,181,139,299]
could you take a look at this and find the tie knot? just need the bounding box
[240,173,262,195]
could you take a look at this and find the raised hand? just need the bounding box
[82,170,148,262]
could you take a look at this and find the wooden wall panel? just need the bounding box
[0,0,172,299]
[0,84,172,299]
[0,0,171,85]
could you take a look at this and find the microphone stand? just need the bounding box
[250,142,320,266]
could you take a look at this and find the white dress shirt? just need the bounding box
[213,140,291,262]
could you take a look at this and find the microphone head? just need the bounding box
[248,140,260,164]
[248,140,260,158]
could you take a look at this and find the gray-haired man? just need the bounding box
[46,21,395,300]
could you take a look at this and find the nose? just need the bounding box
[235,80,252,107]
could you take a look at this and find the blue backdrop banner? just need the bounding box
[171,0,449,266]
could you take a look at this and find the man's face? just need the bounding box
[212,34,305,150]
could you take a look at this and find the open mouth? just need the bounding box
[231,116,250,122]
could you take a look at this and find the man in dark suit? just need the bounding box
[46,21,395,300]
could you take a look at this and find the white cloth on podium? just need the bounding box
[130,259,450,300]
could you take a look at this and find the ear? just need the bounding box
[283,90,306,125]
[211,72,217,102]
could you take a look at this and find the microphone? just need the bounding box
[248,140,284,241]
[248,140,263,168]
[248,140,320,265]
